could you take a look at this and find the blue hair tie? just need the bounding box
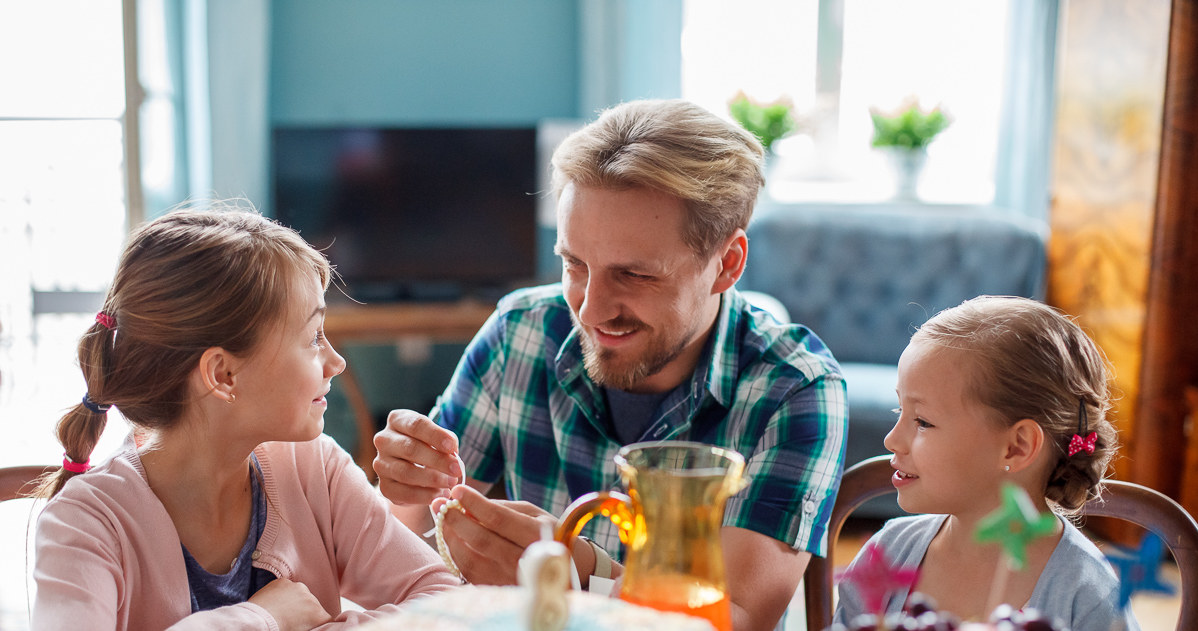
[82,393,112,414]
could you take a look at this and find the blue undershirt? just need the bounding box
[605,387,672,444]
[182,455,276,612]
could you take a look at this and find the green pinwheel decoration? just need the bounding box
[974,483,1058,570]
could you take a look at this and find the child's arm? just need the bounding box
[34,495,325,631]
[312,435,460,625]
[33,498,124,629]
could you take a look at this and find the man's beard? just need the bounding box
[576,318,691,391]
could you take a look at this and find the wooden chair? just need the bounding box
[803,454,1198,631]
[0,466,57,502]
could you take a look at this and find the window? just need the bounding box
[682,0,1011,204]
[0,0,132,467]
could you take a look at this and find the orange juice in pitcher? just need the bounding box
[621,572,731,631]
[555,441,746,631]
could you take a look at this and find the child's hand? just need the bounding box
[249,578,331,630]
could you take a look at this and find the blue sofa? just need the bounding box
[739,201,1048,516]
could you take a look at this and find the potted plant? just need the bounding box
[729,92,797,156]
[869,99,952,199]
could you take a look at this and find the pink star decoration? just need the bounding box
[837,541,920,615]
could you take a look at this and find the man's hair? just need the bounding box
[551,99,765,258]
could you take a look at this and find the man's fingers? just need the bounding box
[441,504,525,585]
[498,499,555,519]
[451,486,545,545]
[385,409,459,454]
[375,460,453,506]
[373,410,463,483]
[373,445,459,489]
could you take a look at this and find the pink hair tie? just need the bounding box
[96,312,116,329]
[62,454,91,474]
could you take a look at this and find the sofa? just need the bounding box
[739,201,1048,516]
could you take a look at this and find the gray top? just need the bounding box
[833,513,1140,630]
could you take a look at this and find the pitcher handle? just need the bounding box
[553,491,635,547]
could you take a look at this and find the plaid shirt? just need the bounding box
[431,284,847,557]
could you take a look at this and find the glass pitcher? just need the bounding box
[554,441,747,631]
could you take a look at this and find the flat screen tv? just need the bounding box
[272,126,540,302]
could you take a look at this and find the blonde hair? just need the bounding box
[39,201,331,498]
[551,99,765,258]
[913,295,1116,512]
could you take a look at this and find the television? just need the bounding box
[271,126,540,303]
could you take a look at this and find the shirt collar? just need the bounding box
[553,287,747,411]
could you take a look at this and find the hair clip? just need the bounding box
[1069,397,1097,457]
[96,312,116,329]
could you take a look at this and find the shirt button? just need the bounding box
[251,550,261,560]
[803,500,816,515]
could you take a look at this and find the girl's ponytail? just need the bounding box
[32,203,333,500]
[36,314,115,498]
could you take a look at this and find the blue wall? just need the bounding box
[262,0,682,452]
[269,0,580,125]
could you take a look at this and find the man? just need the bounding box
[374,99,847,631]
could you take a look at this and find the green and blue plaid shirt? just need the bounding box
[431,284,847,557]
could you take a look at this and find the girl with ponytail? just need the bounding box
[33,203,457,630]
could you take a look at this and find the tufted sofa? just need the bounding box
[739,201,1048,516]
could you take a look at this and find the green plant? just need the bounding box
[729,93,796,154]
[870,101,952,150]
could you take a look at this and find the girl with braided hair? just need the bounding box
[835,295,1138,629]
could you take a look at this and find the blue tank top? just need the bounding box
[182,455,276,612]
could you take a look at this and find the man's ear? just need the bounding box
[194,346,238,404]
[711,229,748,294]
[1002,418,1046,473]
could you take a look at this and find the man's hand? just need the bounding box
[373,409,463,507]
[434,486,600,586]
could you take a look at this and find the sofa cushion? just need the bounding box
[740,203,1048,366]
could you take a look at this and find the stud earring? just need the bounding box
[1004,465,1011,472]
[227,393,236,404]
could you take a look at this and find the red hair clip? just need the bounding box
[1068,432,1098,456]
[1069,398,1097,457]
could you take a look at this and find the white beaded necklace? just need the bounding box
[434,498,465,579]
[434,453,469,580]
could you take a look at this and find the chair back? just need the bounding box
[803,455,1198,631]
[0,466,57,502]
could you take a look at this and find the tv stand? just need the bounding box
[322,299,495,480]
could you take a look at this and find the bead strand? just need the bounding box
[435,498,466,581]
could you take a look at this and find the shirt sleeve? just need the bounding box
[430,308,507,484]
[724,368,848,557]
[33,498,125,630]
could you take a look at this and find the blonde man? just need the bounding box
[375,100,848,631]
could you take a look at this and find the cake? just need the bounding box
[358,585,717,631]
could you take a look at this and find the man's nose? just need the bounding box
[577,275,618,326]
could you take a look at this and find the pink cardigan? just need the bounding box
[33,434,459,630]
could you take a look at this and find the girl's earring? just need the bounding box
[1004,465,1011,472]
[227,393,236,404]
